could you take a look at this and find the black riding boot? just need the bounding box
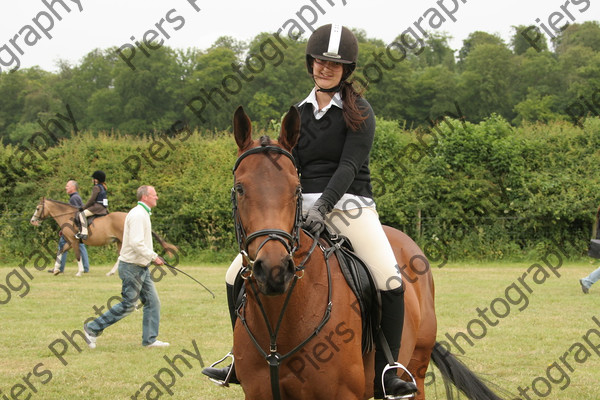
[201,283,240,385]
[373,287,418,399]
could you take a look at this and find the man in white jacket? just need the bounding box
[83,185,169,348]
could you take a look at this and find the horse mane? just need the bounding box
[46,198,78,209]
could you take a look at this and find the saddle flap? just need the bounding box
[74,213,108,229]
[326,234,380,354]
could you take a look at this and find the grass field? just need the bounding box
[1,259,599,400]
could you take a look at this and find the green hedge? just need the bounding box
[1,116,599,264]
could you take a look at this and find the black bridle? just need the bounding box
[231,144,331,400]
[231,145,304,271]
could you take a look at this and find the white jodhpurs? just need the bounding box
[225,206,402,291]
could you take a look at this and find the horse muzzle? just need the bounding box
[250,253,296,296]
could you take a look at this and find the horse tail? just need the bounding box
[152,231,178,257]
[429,342,509,400]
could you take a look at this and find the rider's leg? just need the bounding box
[201,254,243,384]
[76,209,93,239]
[327,206,417,398]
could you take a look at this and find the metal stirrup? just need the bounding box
[382,362,417,400]
[207,352,235,387]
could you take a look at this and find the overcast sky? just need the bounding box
[0,0,597,72]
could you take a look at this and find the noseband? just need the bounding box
[231,145,303,272]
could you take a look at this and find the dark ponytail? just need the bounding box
[340,77,368,131]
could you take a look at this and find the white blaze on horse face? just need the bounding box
[30,207,41,225]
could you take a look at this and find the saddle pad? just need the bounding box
[74,213,105,229]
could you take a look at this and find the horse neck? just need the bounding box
[46,201,76,227]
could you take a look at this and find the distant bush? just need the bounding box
[1,116,598,264]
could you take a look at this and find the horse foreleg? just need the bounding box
[74,245,84,277]
[54,241,72,274]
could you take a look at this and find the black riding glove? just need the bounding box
[303,198,330,235]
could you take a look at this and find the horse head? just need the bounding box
[30,197,46,226]
[232,106,301,296]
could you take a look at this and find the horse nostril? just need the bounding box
[253,259,265,280]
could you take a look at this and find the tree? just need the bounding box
[457,43,517,122]
[52,49,117,130]
[511,25,549,54]
[512,90,560,125]
[413,64,458,122]
[457,31,505,68]
[210,36,247,58]
[512,47,561,109]
[354,40,418,124]
[181,46,243,130]
[0,71,27,143]
[236,33,309,129]
[553,21,600,55]
[414,32,456,69]
[112,45,183,133]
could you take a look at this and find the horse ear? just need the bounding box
[278,106,300,152]
[234,106,252,150]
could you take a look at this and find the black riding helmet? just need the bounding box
[306,24,358,85]
[91,170,106,183]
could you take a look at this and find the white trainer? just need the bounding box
[83,324,97,349]
[145,340,170,348]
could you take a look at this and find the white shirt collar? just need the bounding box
[299,88,343,120]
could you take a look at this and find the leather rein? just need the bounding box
[231,145,332,400]
[33,198,76,221]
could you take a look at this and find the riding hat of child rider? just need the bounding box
[305,24,358,92]
[92,170,106,183]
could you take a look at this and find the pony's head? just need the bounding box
[30,197,46,226]
[232,106,301,295]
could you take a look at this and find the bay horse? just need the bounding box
[30,198,177,276]
[230,106,506,400]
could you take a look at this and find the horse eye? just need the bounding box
[235,184,244,196]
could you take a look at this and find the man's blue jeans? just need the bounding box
[581,265,600,290]
[86,261,161,346]
[58,235,89,272]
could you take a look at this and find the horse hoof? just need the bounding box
[106,272,114,276]
[53,269,62,276]
[75,272,82,277]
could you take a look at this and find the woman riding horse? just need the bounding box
[203,24,417,398]
[76,170,109,240]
